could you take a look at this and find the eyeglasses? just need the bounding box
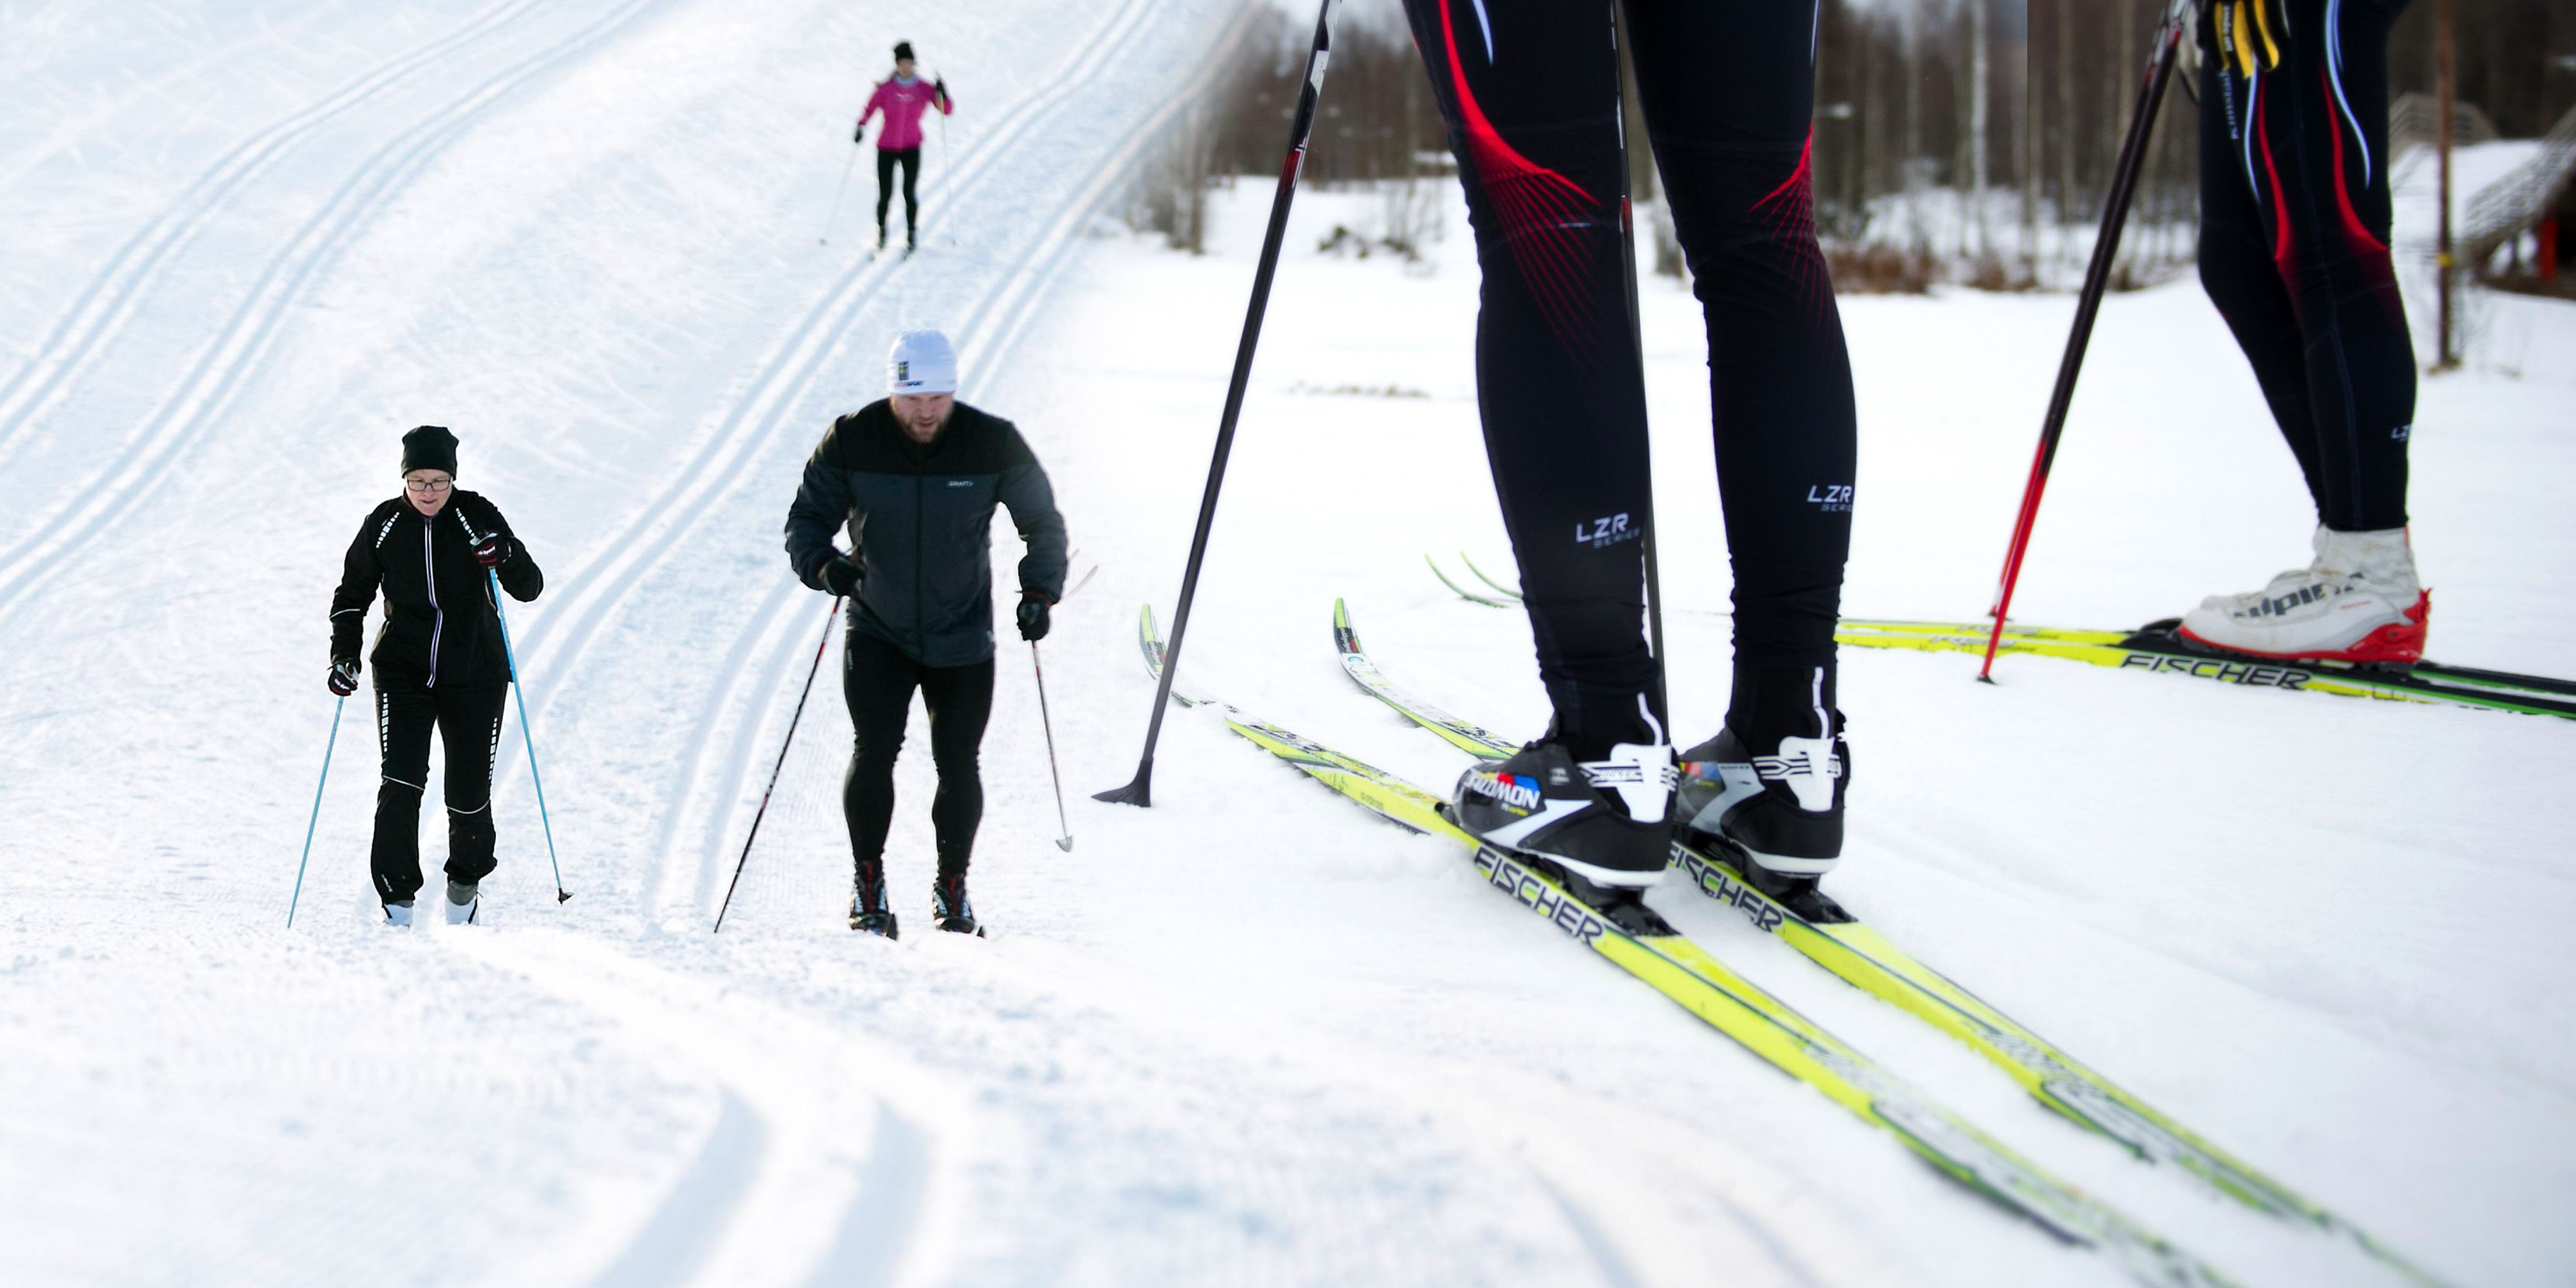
[404,477,453,493]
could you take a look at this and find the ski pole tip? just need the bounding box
[1055,837,1074,851]
[556,889,573,904]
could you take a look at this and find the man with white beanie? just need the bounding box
[784,328,1068,938]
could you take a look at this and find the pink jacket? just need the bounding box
[859,76,952,152]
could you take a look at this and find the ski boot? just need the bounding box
[849,865,899,939]
[1451,697,1675,916]
[383,900,415,927]
[1675,667,1852,924]
[444,880,479,926]
[875,222,888,252]
[2178,525,2428,665]
[932,873,983,937]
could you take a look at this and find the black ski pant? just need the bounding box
[2198,0,2414,533]
[875,147,922,241]
[1400,0,1855,754]
[842,628,992,880]
[370,683,507,905]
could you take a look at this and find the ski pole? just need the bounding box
[285,695,348,927]
[1030,641,1072,851]
[1978,1,2188,683]
[1097,0,1343,808]
[934,71,956,247]
[489,569,570,902]
[1608,0,1669,727]
[714,596,842,932]
[821,142,857,245]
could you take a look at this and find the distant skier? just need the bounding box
[2178,0,2427,663]
[1403,0,1856,916]
[856,41,952,254]
[329,426,545,926]
[784,330,1067,938]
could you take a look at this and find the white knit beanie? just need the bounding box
[887,329,958,395]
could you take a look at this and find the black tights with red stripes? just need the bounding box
[1401,0,1855,754]
[2198,0,2416,533]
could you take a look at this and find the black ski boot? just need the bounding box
[1676,667,1852,923]
[1450,705,1674,891]
[932,873,983,937]
[875,222,888,252]
[849,864,898,939]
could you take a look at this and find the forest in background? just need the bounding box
[1130,0,2573,294]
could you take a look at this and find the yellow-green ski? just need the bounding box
[1137,603,2235,1288]
[1330,597,2453,1287]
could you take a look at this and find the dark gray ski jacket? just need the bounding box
[784,399,1067,667]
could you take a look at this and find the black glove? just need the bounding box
[934,77,947,99]
[821,556,863,598]
[1016,592,1052,642]
[472,533,516,569]
[328,656,360,697]
[853,124,865,143]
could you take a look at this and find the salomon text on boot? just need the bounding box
[1677,665,1852,923]
[1452,694,1676,897]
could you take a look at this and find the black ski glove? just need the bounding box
[821,555,863,598]
[472,533,517,569]
[1016,592,1052,642]
[328,656,361,697]
[853,124,865,144]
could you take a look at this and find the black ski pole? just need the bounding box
[714,596,842,932]
[1607,0,1669,728]
[1096,0,1342,808]
[1979,1,2188,683]
[1030,642,1072,851]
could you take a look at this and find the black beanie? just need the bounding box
[893,41,914,62]
[401,424,458,477]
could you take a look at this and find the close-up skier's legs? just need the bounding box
[1400,0,1652,757]
[1628,0,1855,739]
[2182,0,2425,662]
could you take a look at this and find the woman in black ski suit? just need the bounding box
[329,426,544,924]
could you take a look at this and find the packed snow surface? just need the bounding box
[3,3,2572,1285]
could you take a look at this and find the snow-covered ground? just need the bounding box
[4,3,2572,1285]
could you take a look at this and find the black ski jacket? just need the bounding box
[784,400,1067,667]
[332,490,543,691]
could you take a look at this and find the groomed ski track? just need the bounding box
[4,3,2572,1285]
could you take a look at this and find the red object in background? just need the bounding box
[2540,215,2560,282]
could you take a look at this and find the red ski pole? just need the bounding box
[1980,2,2187,681]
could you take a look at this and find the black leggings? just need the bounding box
[875,147,921,238]
[1401,0,1855,750]
[2198,0,2414,532]
[842,628,993,878]
[371,683,507,904]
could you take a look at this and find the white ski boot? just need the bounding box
[2179,526,2428,664]
[444,880,479,926]
[383,901,414,927]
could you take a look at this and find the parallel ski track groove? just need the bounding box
[0,0,676,630]
[0,0,544,457]
[668,1,1263,925]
